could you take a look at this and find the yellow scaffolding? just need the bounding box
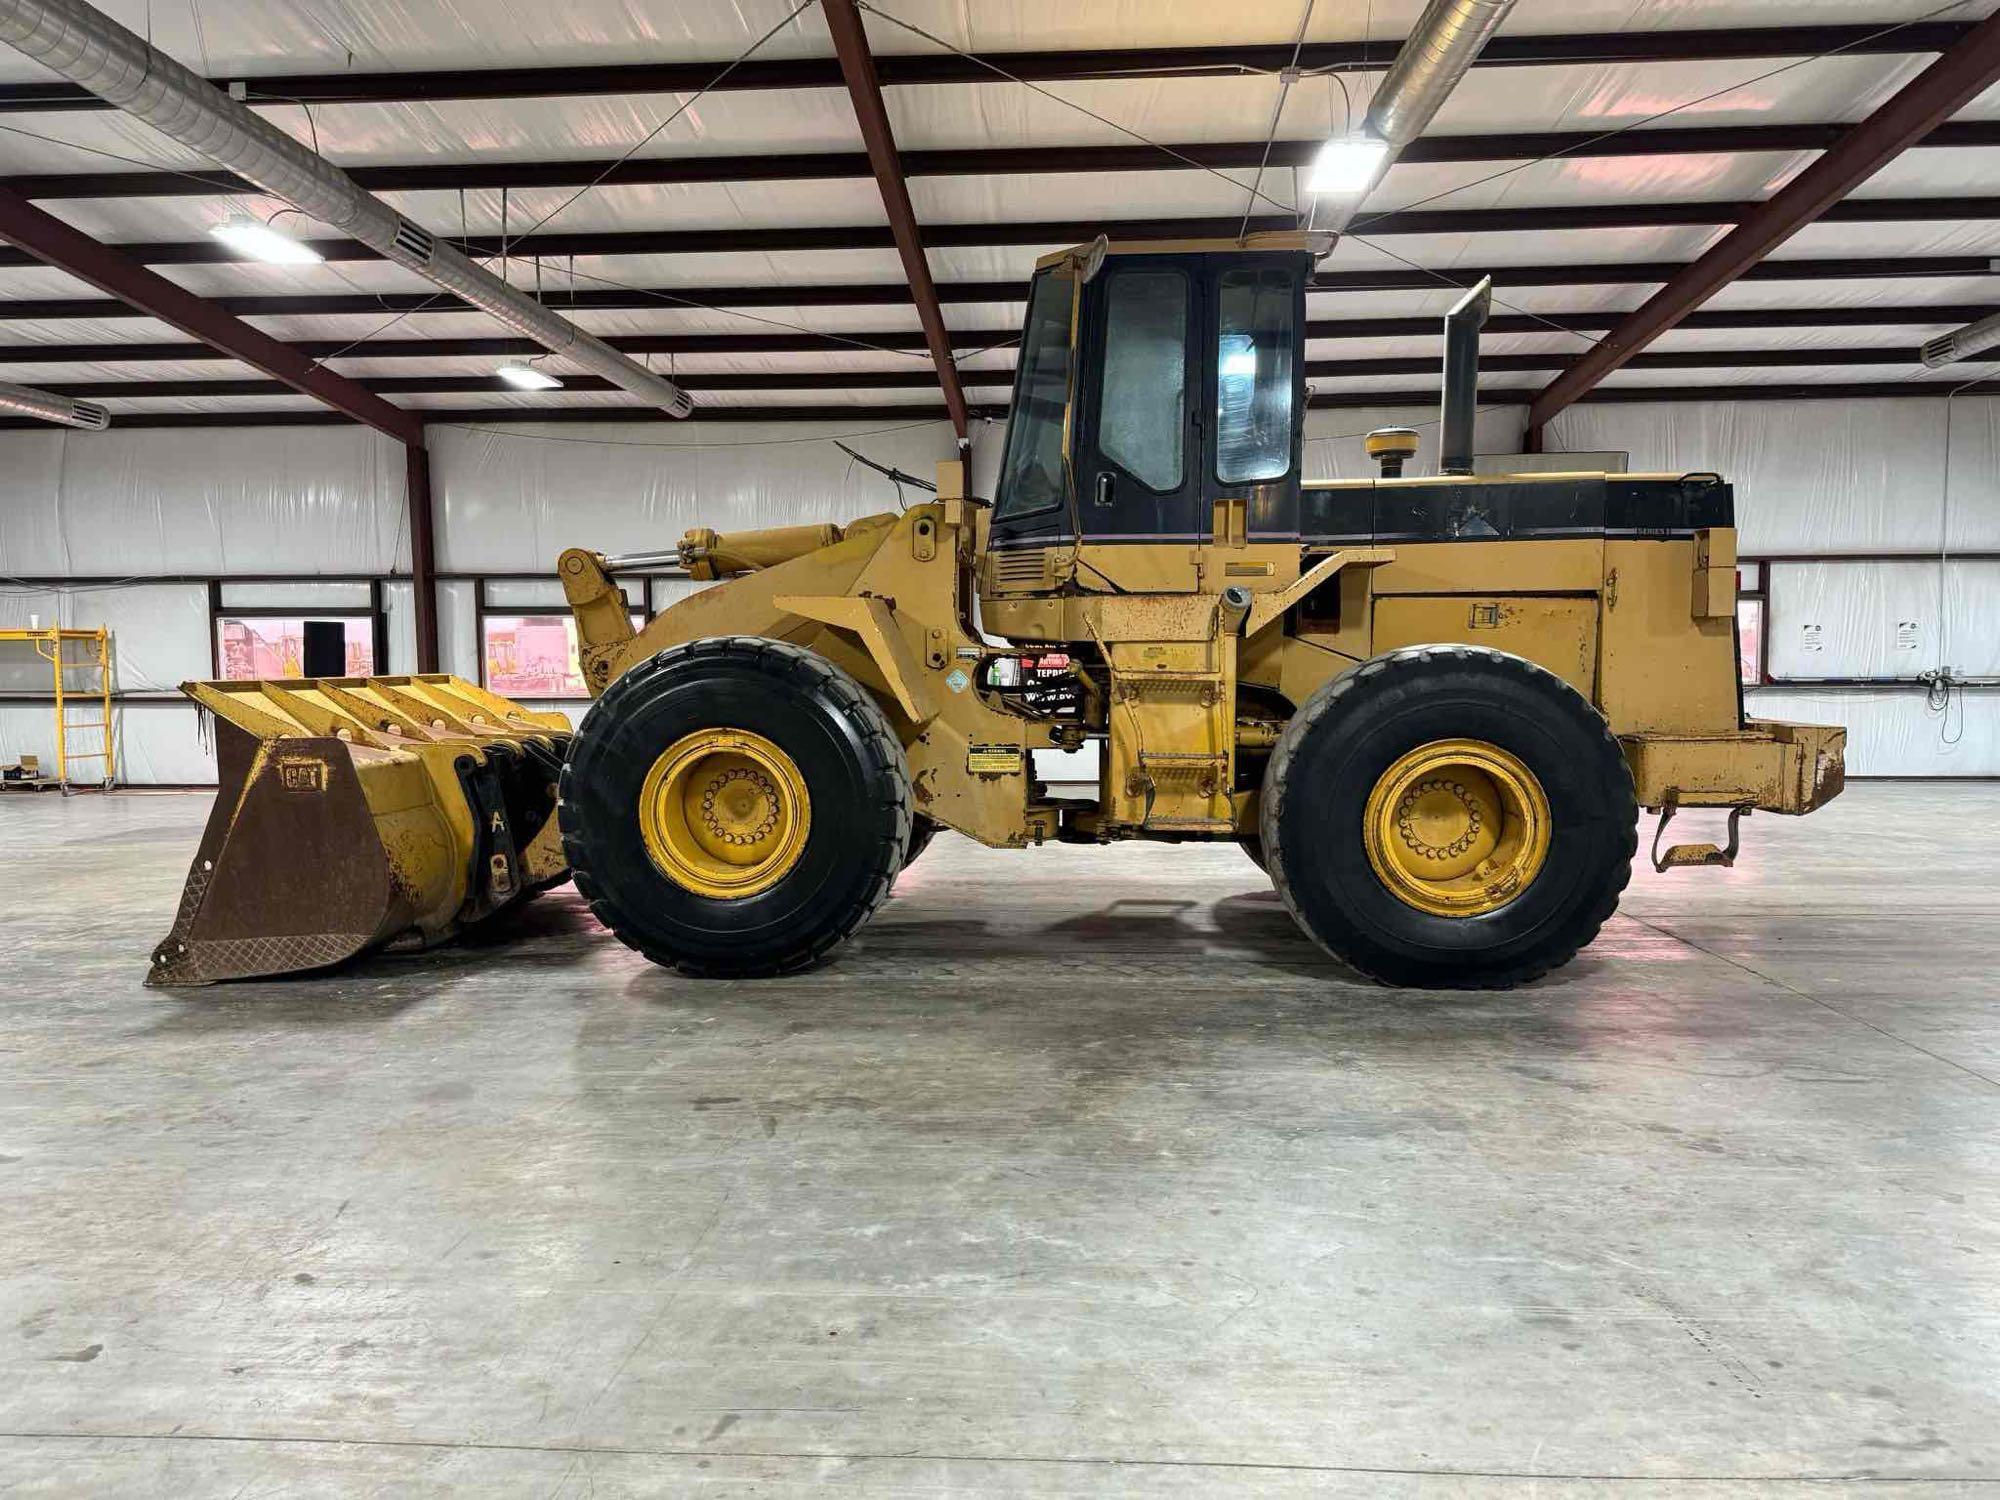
[0,626,116,790]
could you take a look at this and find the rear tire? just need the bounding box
[1261,645,1635,988]
[560,637,911,977]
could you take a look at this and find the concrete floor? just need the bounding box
[2,784,1997,1497]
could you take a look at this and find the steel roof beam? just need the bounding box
[6,373,1993,432]
[821,0,967,442]
[0,183,420,442]
[0,23,1971,112]
[1527,7,2000,433]
[0,256,1989,324]
[2,200,1995,272]
[19,344,1963,400]
[5,310,1991,368]
[15,121,2000,201]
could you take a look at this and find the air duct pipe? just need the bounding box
[1919,308,2000,368]
[1310,0,1517,235]
[1438,276,1491,476]
[0,0,693,418]
[0,378,109,429]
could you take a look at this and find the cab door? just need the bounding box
[1204,257,1306,544]
[1072,257,1204,553]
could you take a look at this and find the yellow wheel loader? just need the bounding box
[153,232,1845,989]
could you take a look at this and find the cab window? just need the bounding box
[1215,266,1297,484]
[994,271,1075,521]
[1096,268,1188,492]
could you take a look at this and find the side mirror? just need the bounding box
[1074,234,1109,284]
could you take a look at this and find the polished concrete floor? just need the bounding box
[2,783,1997,1497]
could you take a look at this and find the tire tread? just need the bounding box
[559,636,911,977]
[1260,644,1636,988]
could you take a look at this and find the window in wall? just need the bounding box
[1215,266,1296,484]
[994,270,1076,521]
[482,612,643,699]
[1737,597,1764,686]
[215,617,373,680]
[1097,269,1187,491]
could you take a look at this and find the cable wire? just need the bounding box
[9,0,1989,413]
[854,0,1301,218]
[496,0,820,248]
[1238,0,1318,240]
[0,120,263,198]
[432,415,955,450]
[1343,0,1992,238]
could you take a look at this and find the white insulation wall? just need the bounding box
[0,417,957,783]
[2,398,1994,783]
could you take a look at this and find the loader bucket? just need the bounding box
[148,676,573,987]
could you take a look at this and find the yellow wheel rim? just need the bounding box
[1362,738,1551,917]
[638,729,811,899]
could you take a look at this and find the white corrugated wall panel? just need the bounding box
[1765,558,2000,684]
[430,417,959,572]
[437,578,480,682]
[0,424,408,575]
[1750,689,1999,777]
[382,580,418,675]
[1546,396,2000,555]
[1768,560,1944,681]
[0,583,210,693]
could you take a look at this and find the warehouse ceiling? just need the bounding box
[0,0,1996,429]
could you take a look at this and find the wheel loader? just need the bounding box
[152,232,1844,989]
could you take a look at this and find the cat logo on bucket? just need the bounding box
[275,756,328,794]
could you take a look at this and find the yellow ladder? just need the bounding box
[0,627,116,791]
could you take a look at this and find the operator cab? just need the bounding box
[990,234,1738,560]
[990,234,1311,551]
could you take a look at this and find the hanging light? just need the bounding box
[207,213,324,265]
[495,363,564,391]
[1304,134,1390,196]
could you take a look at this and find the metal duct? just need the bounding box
[0,377,108,429]
[1368,0,1518,149]
[0,0,693,418]
[1919,308,2000,368]
[1311,0,1518,234]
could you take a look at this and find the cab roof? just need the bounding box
[1034,230,1324,271]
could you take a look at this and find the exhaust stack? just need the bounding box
[1439,276,1492,476]
[0,0,693,418]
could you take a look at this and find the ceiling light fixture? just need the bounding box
[1919,309,2000,369]
[495,363,564,391]
[1305,134,1390,197]
[207,214,324,265]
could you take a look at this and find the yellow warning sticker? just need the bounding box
[967,744,1025,774]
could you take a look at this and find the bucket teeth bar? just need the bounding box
[148,675,572,987]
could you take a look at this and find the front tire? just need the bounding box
[1261,645,1635,988]
[560,637,911,977]
[901,814,941,872]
